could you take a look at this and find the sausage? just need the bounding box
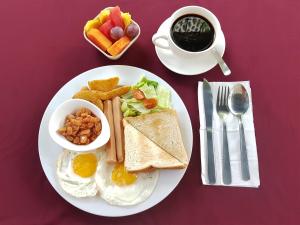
[112,96,124,162]
[103,100,117,163]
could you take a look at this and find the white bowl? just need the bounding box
[83,7,141,60]
[48,99,110,152]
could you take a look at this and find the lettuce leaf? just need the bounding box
[132,76,158,89]
[139,84,157,99]
[156,84,171,108]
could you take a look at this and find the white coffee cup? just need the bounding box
[152,6,222,56]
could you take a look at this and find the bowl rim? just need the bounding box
[48,99,110,152]
[83,7,141,60]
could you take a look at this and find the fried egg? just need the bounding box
[56,150,99,198]
[95,150,159,206]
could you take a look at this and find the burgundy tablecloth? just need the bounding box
[1,0,299,224]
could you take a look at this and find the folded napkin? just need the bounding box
[198,81,260,187]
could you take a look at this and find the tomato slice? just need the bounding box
[132,89,145,100]
[99,19,114,40]
[110,6,124,29]
[143,98,157,109]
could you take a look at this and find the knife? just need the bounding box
[203,79,216,184]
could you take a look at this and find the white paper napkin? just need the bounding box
[198,81,260,187]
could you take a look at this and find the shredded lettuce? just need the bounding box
[121,91,133,99]
[139,84,157,99]
[132,76,159,89]
[123,108,138,117]
[156,84,171,108]
[128,102,151,114]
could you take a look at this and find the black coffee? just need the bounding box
[171,14,215,52]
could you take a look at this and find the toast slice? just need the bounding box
[124,109,188,166]
[123,120,185,172]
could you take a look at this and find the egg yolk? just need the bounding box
[72,153,97,178]
[111,163,137,186]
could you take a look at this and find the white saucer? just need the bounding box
[154,18,226,75]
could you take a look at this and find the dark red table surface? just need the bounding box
[1,0,300,224]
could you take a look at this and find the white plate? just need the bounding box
[38,65,193,217]
[155,18,226,75]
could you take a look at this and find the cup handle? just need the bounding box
[152,33,170,49]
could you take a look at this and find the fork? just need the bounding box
[216,86,232,184]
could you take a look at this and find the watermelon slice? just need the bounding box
[99,19,114,40]
[110,6,124,29]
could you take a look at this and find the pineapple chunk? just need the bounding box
[121,12,132,28]
[84,19,101,32]
[98,9,110,24]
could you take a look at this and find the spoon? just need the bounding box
[228,84,250,181]
[211,48,231,76]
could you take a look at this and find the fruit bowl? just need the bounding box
[83,7,141,60]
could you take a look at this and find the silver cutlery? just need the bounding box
[211,48,231,76]
[216,86,232,184]
[228,84,250,181]
[202,79,216,184]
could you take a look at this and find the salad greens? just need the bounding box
[121,76,171,117]
[132,76,159,89]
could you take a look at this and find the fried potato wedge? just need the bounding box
[97,86,130,100]
[73,90,104,111]
[88,77,119,91]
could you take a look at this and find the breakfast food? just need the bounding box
[122,13,131,27]
[84,19,101,33]
[86,28,112,51]
[110,26,124,40]
[109,6,124,28]
[121,76,171,117]
[103,100,117,163]
[57,108,102,145]
[88,77,119,91]
[107,36,131,56]
[112,96,124,162]
[84,6,140,56]
[57,148,159,205]
[143,98,158,109]
[123,120,185,171]
[73,90,104,110]
[99,20,114,39]
[72,77,129,163]
[95,150,159,206]
[73,77,129,109]
[97,85,130,100]
[57,150,100,197]
[98,9,110,24]
[56,149,159,206]
[54,75,188,207]
[124,109,188,171]
[125,23,139,39]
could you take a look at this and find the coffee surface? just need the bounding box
[171,14,215,52]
